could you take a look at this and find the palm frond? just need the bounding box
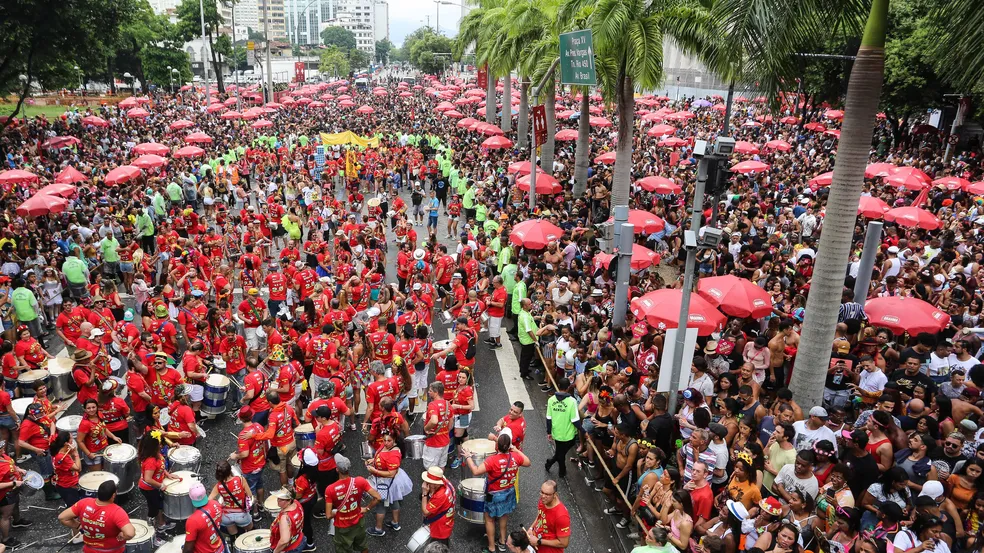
[933,0,984,90]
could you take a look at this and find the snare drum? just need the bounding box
[202,374,230,417]
[11,398,32,419]
[295,423,315,450]
[111,375,128,400]
[154,535,186,553]
[234,530,272,553]
[20,470,44,496]
[47,358,75,401]
[290,453,301,472]
[263,494,282,519]
[56,414,82,439]
[167,445,201,473]
[460,439,496,469]
[79,471,119,498]
[17,369,48,397]
[104,443,139,494]
[162,470,200,520]
[404,435,425,460]
[110,357,123,377]
[405,526,431,553]
[457,478,486,524]
[432,340,453,369]
[127,520,156,553]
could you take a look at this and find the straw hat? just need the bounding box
[422,467,445,485]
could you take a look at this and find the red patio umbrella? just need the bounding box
[555,129,578,141]
[933,177,971,191]
[104,165,142,185]
[477,123,504,136]
[593,244,660,271]
[509,219,563,249]
[517,174,562,194]
[884,206,942,230]
[607,210,665,234]
[221,110,243,120]
[864,296,950,335]
[731,161,770,174]
[206,103,226,113]
[169,119,194,131]
[132,155,167,170]
[857,196,891,219]
[630,289,726,336]
[482,136,513,149]
[734,141,760,154]
[81,115,109,127]
[443,110,464,118]
[636,176,681,194]
[0,170,38,186]
[41,136,81,149]
[803,122,826,132]
[808,171,834,190]
[647,124,676,138]
[659,137,688,148]
[884,167,931,189]
[55,166,88,184]
[241,107,265,119]
[126,108,150,118]
[967,182,984,195]
[118,97,139,109]
[697,275,773,319]
[174,146,206,158]
[356,105,375,114]
[184,132,213,144]
[764,140,792,151]
[456,117,478,128]
[251,119,274,129]
[17,194,69,217]
[264,102,284,109]
[133,143,169,156]
[588,117,612,128]
[508,161,541,175]
[38,182,77,198]
[779,116,799,125]
[865,162,897,179]
[595,152,617,164]
[824,109,844,120]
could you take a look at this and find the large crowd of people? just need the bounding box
[0,67,982,553]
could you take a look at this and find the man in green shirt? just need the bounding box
[100,234,121,281]
[137,200,156,253]
[166,180,183,206]
[508,271,527,340]
[462,184,477,221]
[498,241,513,275]
[10,278,43,345]
[62,254,90,299]
[517,298,538,380]
[631,527,677,553]
[545,376,580,478]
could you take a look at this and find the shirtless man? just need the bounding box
[736,363,762,401]
[543,242,564,270]
[767,320,799,390]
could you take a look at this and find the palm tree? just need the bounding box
[933,0,984,91]
[790,0,889,407]
[456,0,505,124]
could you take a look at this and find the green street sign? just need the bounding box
[560,30,597,86]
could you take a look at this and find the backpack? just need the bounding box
[68,366,87,393]
[460,328,476,360]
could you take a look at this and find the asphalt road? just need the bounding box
[15,183,634,553]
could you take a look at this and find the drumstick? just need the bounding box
[25,505,56,511]
[54,532,81,553]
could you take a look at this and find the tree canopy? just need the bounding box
[404,27,455,75]
[321,27,357,51]
[375,39,393,65]
[319,46,350,77]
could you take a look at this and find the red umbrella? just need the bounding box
[127,108,151,118]
[555,129,578,141]
[55,166,87,184]
[803,122,826,132]
[884,206,942,230]
[607,210,665,234]
[443,110,464,118]
[884,167,931,190]
[593,244,661,271]
[517,174,562,194]
[858,196,891,219]
[659,137,688,148]
[38,182,77,198]
[0,170,38,186]
[206,103,226,113]
[482,136,513,149]
[731,161,770,174]
[185,132,213,144]
[17,193,69,217]
[589,117,612,128]
[456,117,478,129]
[118,97,139,109]
[264,102,284,109]
[764,140,792,151]
[824,129,841,139]
[133,143,169,156]
[221,110,243,120]
[355,105,375,114]
[508,161,541,175]
[595,152,617,164]
[967,182,984,195]
[865,162,897,179]
[81,115,109,127]
[132,155,167,170]
[779,116,799,125]
[104,165,142,185]
[824,109,844,120]
[251,119,274,129]
[864,296,950,335]
[636,176,681,194]
[241,107,265,119]
[630,289,726,336]
[509,219,563,249]
[41,136,81,149]
[808,171,834,190]
[734,141,760,154]
[169,119,194,131]
[174,146,206,158]
[933,177,971,191]
[647,124,676,137]
[696,275,774,319]
[476,123,504,136]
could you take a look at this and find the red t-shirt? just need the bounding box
[425,483,455,539]
[244,371,272,412]
[325,477,372,528]
[238,422,267,474]
[167,402,197,445]
[264,273,289,301]
[454,330,476,368]
[488,286,508,318]
[425,399,452,447]
[365,377,399,420]
[79,417,110,454]
[184,501,225,553]
[453,385,474,416]
[138,456,166,490]
[531,501,572,553]
[485,452,521,492]
[19,418,51,451]
[315,421,342,471]
[271,504,304,551]
[369,331,396,364]
[71,498,131,553]
[503,416,527,448]
[14,338,46,367]
[127,371,150,413]
[1,352,16,380]
[53,451,80,488]
[237,299,267,328]
[219,335,248,374]
[435,370,459,401]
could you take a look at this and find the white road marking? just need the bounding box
[491,336,533,411]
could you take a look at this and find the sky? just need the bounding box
[388,0,464,46]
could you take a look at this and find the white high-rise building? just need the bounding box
[321,0,375,54]
[148,0,180,16]
[373,1,389,42]
[285,0,333,45]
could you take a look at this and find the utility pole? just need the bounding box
[263,0,274,102]
[232,0,241,112]
[199,0,211,108]
[527,57,560,213]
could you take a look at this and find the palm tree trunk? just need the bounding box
[612,71,634,214]
[500,73,512,132]
[722,80,735,135]
[517,78,530,149]
[540,80,556,176]
[485,72,496,123]
[790,0,889,408]
[572,90,591,197]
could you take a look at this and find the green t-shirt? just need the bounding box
[475,204,488,222]
[511,280,527,314]
[62,257,87,285]
[546,394,579,441]
[631,545,676,553]
[10,288,37,322]
[166,182,183,201]
[498,246,513,273]
[298,135,309,147]
[440,159,452,177]
[763,442,798,490]
[517,309,538,346]
[462,186,476,209]
[100,236,120,263]
[502,264,518,294]
[153,193,166,216]
[136,212,154,237]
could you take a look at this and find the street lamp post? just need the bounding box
[433,0,462,36]
[198,0,211,107]
[74,65,84,95]
[292,0,319,59]
[231,0,242,112]
[123,72,135,95]
[171,67,180,94]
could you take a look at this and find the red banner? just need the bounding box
[532,105,547,145]
[477,65,488,89]
[294,62,305,83]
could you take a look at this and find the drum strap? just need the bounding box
[198,506,226,550]
[220,479,247,511]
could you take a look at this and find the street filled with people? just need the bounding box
[0,71,982,553]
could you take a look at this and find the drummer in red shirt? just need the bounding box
[264,263,289,320]
[324,455,381,552]
[184,483,225,553]
[14,325,51,370]
[230,406,267,514]
[137,432,175,537]
[51,430,82,508]
[167,385,200,446]
[254,391,298,487]
[58,480,135,553]
[269,487,307,553]
[17,402,58,500]
[77,399,122,474]
[421,467,456,546]
[97,380,132,444]
[71,349,100,406]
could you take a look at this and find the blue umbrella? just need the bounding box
[693,99,713,108]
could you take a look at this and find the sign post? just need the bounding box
[246,41,256,67]
[559,30,597,86]
[477,64,488,89]
[532,105,547,145]
[294,61,305,83]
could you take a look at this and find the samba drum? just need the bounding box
[111,358,123,377]
[80,471,119,498]
[162,470,200,520]
[460,439,496,472]
[16,369,48,397]
[154,534,186,553]
[432,340,453,369]
[404,435,425,460]
[56,414,82,439]
[111,375,128,400]
[167,445,201,474]
[20,470,43,496]
[127,520,156,553]
[405,526,432,553]
[263,493,282,519]
[234,530,272,553]
[47,358,75,400]
[295,423,315,450]
[290,453,301,472]
[48,357,75,401]
[11,398,32,419]
[104,443,138,494]
[457,478,486,524]
[202,374,230,417]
